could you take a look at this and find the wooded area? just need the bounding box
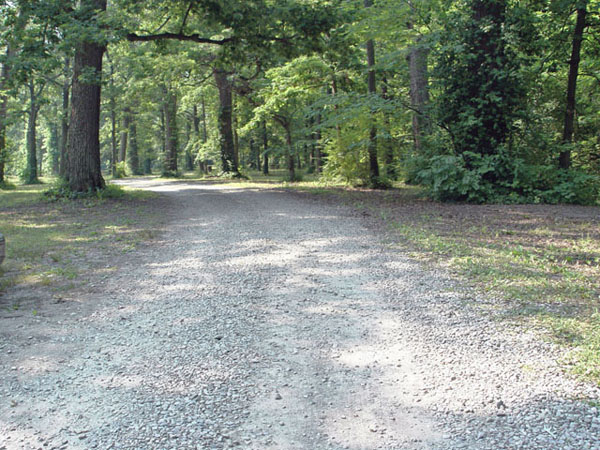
[1,0,600,204]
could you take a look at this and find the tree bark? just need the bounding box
[25,80,40,184]
[119,108,130,163]
[407,21,431,154]
[65,0,107,192]
[60,57,70,177]
[129,114,140,174]
[364,0,380,183]
[560,4,587,169]
[262,121,269,175]
[284,123,295,181]
[213,68,238,175]
[381,77,396,178]
[163,86,178,174]
[0,47,12,184]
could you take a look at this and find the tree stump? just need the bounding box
[0,232,4,265]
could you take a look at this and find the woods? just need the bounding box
[0,0,599,204]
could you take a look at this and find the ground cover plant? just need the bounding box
[0,178,165,309]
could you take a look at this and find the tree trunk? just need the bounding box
[25,80,40,184]
[49,123,60,174]
[407,23,431,155]
[108,57,117,176]
[284,124,295,181]
[119,108,130,163]
[213,68,238,175]
[364,0,380,183]
[233,93,240,170]
[315,113,322,174]
[262,121,269,175]
[0,47,12,184]
[59,57,70,178]
[381,77,396,178]
[184,114,194,171]
[129,114,140,175]
[560,4,587,169]
[65,0,107,193]
[163,87,178,175]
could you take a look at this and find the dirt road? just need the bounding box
[1,179,598,449]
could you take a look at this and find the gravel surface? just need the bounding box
[1,178,599,449]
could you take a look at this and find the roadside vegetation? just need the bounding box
[0,177,164,306]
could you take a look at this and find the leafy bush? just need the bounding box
[113,161,129,179]
[43,179,126,201]
[412,151,600,205]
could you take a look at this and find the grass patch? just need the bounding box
[0,177,164,299]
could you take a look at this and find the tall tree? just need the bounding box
[560,2,588,169]
[364,0,380,185]
[64,0,107,192]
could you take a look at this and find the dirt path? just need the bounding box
[1,179,599,449]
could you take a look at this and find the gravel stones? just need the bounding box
[1,178,598,449]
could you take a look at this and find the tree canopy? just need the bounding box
[1,0,599,204]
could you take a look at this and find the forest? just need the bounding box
[0,0,599,204]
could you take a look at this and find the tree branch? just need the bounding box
[127,32,235,45]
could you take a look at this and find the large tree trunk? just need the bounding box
[60,57,70,178]
[364,0,380,183]
[25,80,40,184]
[129,114,140,175]
[119,108,130,163]
[107,57,117,176]
[407,23,431,154]
[213,68,238,175]
[0,47,12,184]
[262,121,269,175]
[163,86,178,175]
[560,4,587,169]
[65,0,106,193]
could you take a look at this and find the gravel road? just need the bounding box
[1,178,599,449]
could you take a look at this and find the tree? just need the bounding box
[560,1,588,169]
[64,0,107,192]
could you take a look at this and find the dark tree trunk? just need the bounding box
[60,57,70,178]
[65,0,106,193]
[163,87,178,175]
[50,123,60,174]
[233,93,240,170]
[262,121,269,175]
[213,68,238,175]
[0,47,12,184]
[129,115,140,175]
[159,105,166,155]
[315,113,322,174]
[184,114,194,171]
[25,80,40,184]
[108,57,117,176]
[284,123,295,181]
[364,0,380,183]
[381,77,396,178]
[119,108,130,163]
[407,22,431,154]
[560,4,587,169]
[192,104,204,172]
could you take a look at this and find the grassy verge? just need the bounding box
[212,172,600,385]
[0,177,164,305]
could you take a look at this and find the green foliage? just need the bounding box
[43,178,126,201]
[113,161,129,179]
[412,150,600,204]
